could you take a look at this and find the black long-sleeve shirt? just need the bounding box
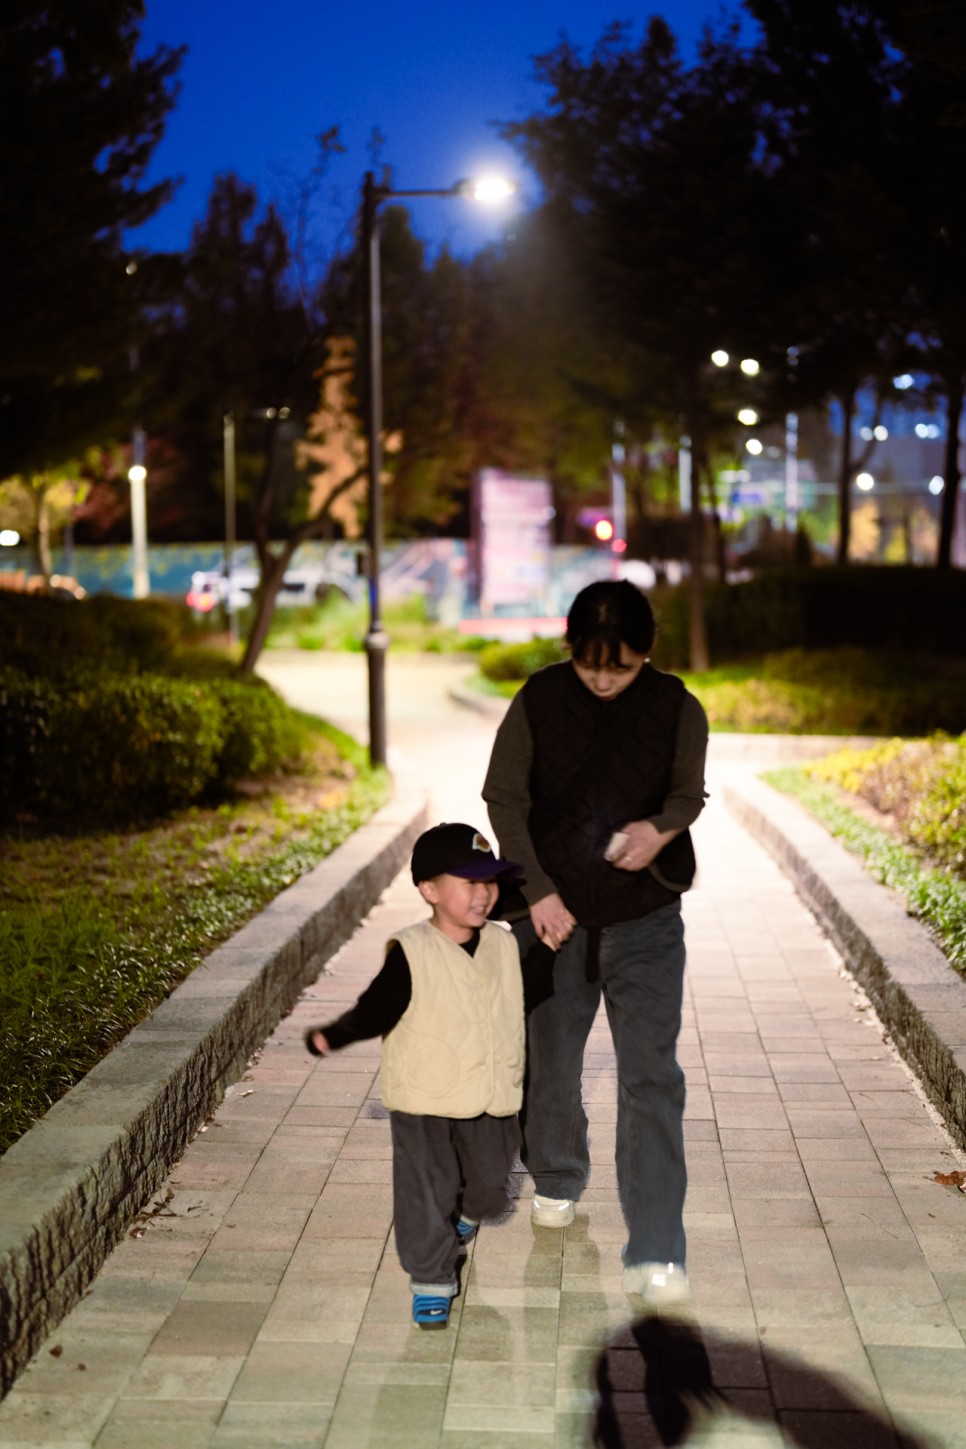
[321,938,420,1050]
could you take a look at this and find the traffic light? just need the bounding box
[578,506,626,553]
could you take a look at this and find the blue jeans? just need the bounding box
[515,901,687,1267]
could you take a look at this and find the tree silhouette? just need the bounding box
[504,18,786,664]
[745,0,913,564]
[881,0,966,566]
[0,1,182,482]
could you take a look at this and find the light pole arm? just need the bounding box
[370,183,463,203]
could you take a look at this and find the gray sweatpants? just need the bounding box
[390,1110,520,1294]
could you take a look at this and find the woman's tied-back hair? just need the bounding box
[565,580,656,667]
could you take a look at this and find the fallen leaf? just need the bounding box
[930,1170,966,1187]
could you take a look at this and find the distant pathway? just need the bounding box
[257,651,498,824]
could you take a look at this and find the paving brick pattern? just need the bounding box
[1,687,965,1446]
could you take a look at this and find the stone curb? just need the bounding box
[0,772,430,1396]
[723,768,966,1153]
[448,680,508,718]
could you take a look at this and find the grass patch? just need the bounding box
[763,765,966,976]
[0,714,388,1154]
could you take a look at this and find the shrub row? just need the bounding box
[476,636,568,682]
[696,649,966,737]
[0,591,207,679]
[473,638,966,738]
[0,670,302,827]
[474,566,966,683]
[650,565,966,670]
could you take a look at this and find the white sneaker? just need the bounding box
[530,1194,576,1227]
[622,1261,692,1306]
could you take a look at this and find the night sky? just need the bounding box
[134,0,735,262]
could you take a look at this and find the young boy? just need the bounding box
[304,821,525,1330]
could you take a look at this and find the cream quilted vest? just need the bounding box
[380,920,524,1118]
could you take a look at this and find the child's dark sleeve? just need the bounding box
[316,941,412,1050]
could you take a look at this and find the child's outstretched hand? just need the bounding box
[304,1028,330,1056]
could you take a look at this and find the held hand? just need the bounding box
[305,1028,330,1057]
[530,893,576,952]
[608,820,674,872]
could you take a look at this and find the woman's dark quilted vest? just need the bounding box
[522,662,696,926]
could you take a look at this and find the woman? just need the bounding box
[483,579,708,1305]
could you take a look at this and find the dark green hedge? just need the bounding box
[474,566,966,680]
[477,637,568,683]
[0,669,303,827]
[0,591,205,678]
[651,565,966,670]
[207,677,304,782]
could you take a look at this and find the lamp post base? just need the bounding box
[365,628,389,767]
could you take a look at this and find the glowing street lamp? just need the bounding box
[712,349,760,376]
[461,176,516,203]
[361,169,516,767]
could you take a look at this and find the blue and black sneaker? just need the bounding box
[412,1293,451,1330]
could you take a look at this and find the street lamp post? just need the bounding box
[362,172,389,769]
[784,346,800,531]
[609,421,627,575]
[360,170,515,767]
[128,426,150,599]
[125,268,151,601]
[223,411,237,643]
[127,332,150,599]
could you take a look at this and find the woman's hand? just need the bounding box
[530,893,576,951]
[609,820,678,872]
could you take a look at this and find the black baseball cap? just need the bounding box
[411,822,519,884]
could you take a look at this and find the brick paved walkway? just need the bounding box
[1,676,964,1448]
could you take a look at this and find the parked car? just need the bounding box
[186,568,258,614]
[0,570,86,599]
[186,564,361,615]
